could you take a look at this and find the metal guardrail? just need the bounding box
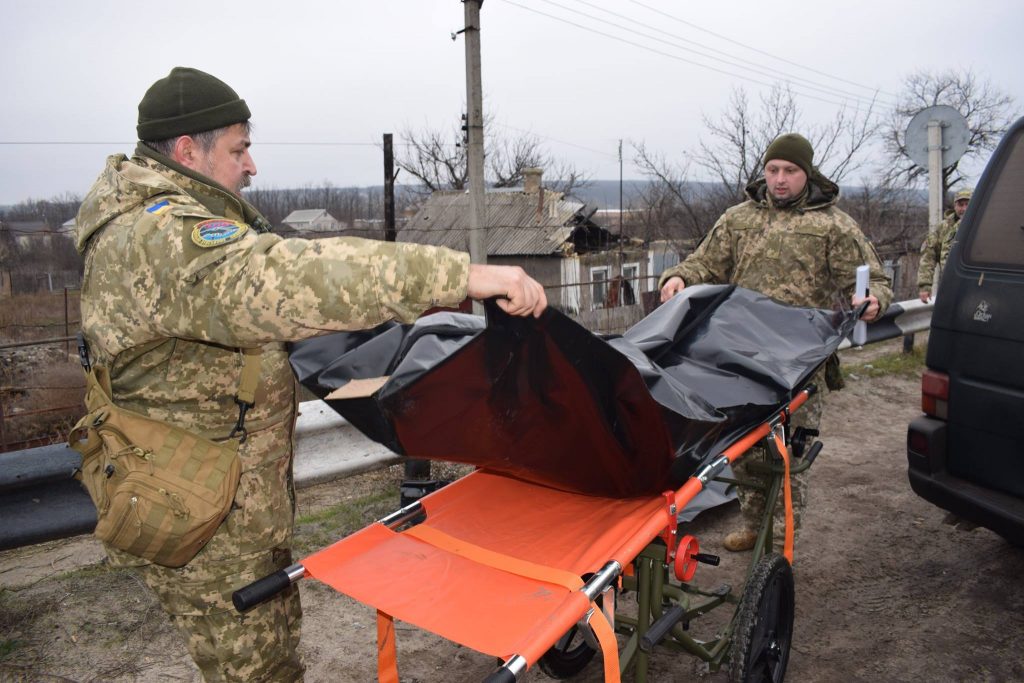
[839,298,933,349]
[0,297,933,552]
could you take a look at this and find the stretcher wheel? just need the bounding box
[537,587,612,678]
[728,553,794,683]
[536,621,597,679]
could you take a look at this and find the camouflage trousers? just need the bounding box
[107,427,305,682]
[732,379,824,545]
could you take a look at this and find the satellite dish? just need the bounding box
[905,105,970,168]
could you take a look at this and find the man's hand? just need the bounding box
[852,294,881,322]
[467,264,547,318]
[919,288,931,303]
[660,276,686,303]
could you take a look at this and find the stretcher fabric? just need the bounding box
[290,284,856,497]
[301,469,669,658]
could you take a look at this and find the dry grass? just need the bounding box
[1,347,84,449]
[0,291,80,344]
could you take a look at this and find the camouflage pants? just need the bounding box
[732,378,824,544]
[107,428,304,682]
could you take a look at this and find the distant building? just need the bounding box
[399,168,655,330]
[282,209,341,234]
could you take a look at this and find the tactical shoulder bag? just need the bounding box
[68,347,260,568]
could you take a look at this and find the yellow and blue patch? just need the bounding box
[146,199,171,215]
[190,219,249,248]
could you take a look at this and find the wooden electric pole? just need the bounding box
[463,0,486,315]
[383,133,396,243]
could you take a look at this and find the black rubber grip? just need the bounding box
[482,668,517,683]
[639,604,686,652]
[232,570,291,613]
[695,552,720,566]
[804,441,824,466]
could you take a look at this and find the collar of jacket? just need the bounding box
[135,143,272,233]
[744,168,841,213]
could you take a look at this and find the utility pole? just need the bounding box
[383,133,396,243]
[463,0,486,316]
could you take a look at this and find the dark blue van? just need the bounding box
[907,116,1024,546]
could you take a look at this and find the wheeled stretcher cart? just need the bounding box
[237,285,857,681]
[235,387,821,682]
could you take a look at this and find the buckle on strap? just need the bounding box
[230,398,253,443]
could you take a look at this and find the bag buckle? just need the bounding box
[230,398,253,443]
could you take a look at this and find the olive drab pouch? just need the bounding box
[824,352,845,391]
[68,350,260,568]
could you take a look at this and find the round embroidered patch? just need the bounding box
[191,219,249,248]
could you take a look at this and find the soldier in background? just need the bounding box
[659,133,892,553]
[918,187,973,302]
[74,67,546,682]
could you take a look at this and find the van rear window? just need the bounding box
[965,130,1024,270]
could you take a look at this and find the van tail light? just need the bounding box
[921,369,949,419]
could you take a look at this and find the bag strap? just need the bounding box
[79,331,263,444]
[229,347,263,443]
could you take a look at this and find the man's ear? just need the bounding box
[172,135,200,170]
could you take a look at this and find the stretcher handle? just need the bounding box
[639,604,686,653]
[803,441,824,466]
[482,655,527,683]
[232,563,306,613]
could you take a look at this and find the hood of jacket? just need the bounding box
[744,168,841,212]
[75,144,269,253]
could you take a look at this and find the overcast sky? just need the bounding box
[2,0,1022,205]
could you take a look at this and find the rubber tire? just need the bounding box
[536,621,598,679]
[728,553,795,683]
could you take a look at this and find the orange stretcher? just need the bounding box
[234,388,819,683]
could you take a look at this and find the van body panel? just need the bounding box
[908,116,1024,545]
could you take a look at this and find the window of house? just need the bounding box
[591,267,609,309]
[621,263,639,305]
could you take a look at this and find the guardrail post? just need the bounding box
[0,396,7,450]
[903,333,915,354]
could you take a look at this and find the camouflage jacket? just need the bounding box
[659,173,893,314]
[75,146,469,560]
[917,211,959,289]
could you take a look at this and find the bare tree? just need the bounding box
[694,85,878,199]
[396,114,590,198]
[633,84,879,243]
[882,69,1018,196]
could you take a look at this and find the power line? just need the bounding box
[554,0,895,108]
[628,0,899,100]
[499,0,867,110]
[0,141,405,146]
[492,122,620,159]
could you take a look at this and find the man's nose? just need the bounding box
[245,151,257,177]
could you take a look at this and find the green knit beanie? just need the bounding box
[762,133,814,176]
[137,67,250,140]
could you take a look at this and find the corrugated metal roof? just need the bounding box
[398,189,587,256]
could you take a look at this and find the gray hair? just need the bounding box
[145,121,253,158]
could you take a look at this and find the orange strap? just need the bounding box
[589,603,621,683]
[404,523,585,591]
[772,430,795,564]
[376,610,399,683]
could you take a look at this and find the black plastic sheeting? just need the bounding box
[289,285,857,498]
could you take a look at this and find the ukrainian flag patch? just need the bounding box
[146,200,171,215]
[191,219,249,248]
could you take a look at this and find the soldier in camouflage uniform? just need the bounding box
[918,187,972,302]
[74,67,546,682]
[659,133,892,552]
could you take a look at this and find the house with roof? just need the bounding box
[399,169,654,330]
[281,209,341,235]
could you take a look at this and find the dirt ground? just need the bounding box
[2,337,1023,683]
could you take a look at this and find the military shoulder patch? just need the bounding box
[146,199,171,215]
[191,219,249,248]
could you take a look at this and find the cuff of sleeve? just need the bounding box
[429,249,471,307]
